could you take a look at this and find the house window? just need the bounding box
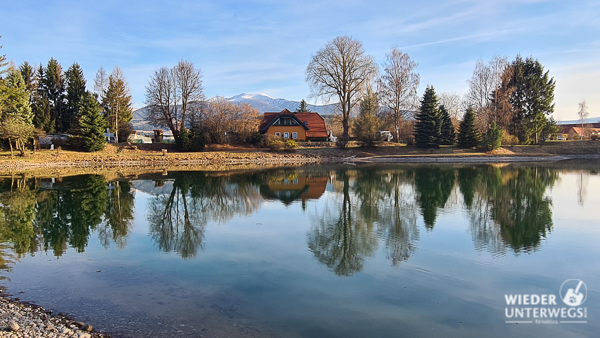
[292,132,298,139]
[284,132,289,139]
[275,132,281,137]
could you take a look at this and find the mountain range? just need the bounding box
[132,93,337,131]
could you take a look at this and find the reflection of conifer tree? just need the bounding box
[100,181,135,249]
[0,177,38,256]
[414,167,455,229]
[69,175,108,252]
[457,167,479,209]
[464,165,558,254]
[37,190,70,256]
[308,171,378,276]
[494,167,556,252]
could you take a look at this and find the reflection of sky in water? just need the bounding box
[0,165,598,337]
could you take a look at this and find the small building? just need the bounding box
[259,109,329,141]
[560,126,600,140]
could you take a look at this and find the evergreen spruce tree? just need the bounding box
[65,63,87,133]
[72,92,106,152]
[352,89,382,147]
[32,65,53,132]
[457,108,481,148]
[507,56,555,144]
[102,67,133,142]
[439,105,455,145]
[42,58,65,132]
[482,122,502,151]
[414,86,441,148]
[296,99,311,112]
[19,62,36,97]
[0,36,8,77]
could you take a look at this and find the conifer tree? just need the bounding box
[0,36,8,78]
[296,99,311,112]
[414,86,441,148]
[71,92,106,152]
[19,62,36,97]
[65,63,87,133]
[353,89,382,147]
[458,107,480,148]
[32,65,53,132]
[439,105,455,145]
[482,122,502,151]
[103,66,133,142]
[507,56,555,144]
[42,58,65,132]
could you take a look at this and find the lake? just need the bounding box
[0,161,598,337]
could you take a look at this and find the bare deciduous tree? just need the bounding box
[306,36,378,141]
[93,66,108,98]
[202,98,260,144]
[145,60,204,142]
[578,99,589,139]
[466,55,508,130]
[438,92,464,128]
[377,48,420,143]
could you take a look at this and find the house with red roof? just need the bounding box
[259,109,329,141]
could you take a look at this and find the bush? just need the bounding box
[284,139,298,152]
[178,127,205,151]
[591,134,598,140]
[502,131,519,146]
[249,132,262,145]
[266,135,285,152]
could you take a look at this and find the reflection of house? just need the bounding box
[260,174,328,204]
[259,109,328,141]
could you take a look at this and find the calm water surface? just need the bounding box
[0,162,598,337]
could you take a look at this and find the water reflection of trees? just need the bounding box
[458,166,558,254]
[0,175,135,259]
[148,172,262,258]
[308,168,419,276]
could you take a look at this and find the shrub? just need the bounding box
[266,135,285,152]
[502,131,519,146]
[284,139,298,152]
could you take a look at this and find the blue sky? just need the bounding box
[1,0,598,120]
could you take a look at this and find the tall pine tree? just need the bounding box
[102,66,133,142]
[458,107,480,148]
[296,99,311,112]
[439,105,455,145]
[71,92,106,152]
[353,89,382,147]
[65,63,86,133]
[414,86,441,148]
[42,58,65,132]
[32,65,53,131]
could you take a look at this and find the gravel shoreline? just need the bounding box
[0,288,109,338]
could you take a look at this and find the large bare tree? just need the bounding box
[145,60,204,142]
[306,36,378,141]
[466,55,508,130]
[377,48,420,143]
